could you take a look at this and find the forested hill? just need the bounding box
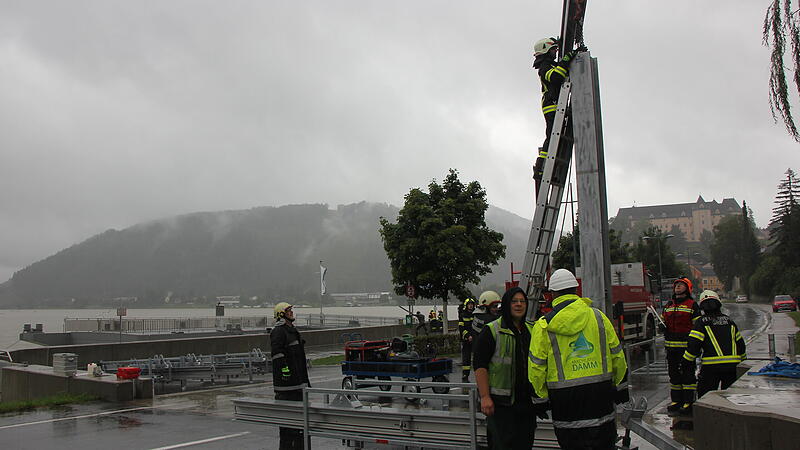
[0,202,530,307]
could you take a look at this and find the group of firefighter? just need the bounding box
[456,270,746,450]
[265,36,746,450]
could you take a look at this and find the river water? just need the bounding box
[0,305,461,350]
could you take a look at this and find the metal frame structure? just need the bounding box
[233,380,561,449]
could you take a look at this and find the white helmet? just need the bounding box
[478,290,501,307]
[548,269,579,291]
[534,37,559,56]
[698,290,719,303]
[274,302,293,320]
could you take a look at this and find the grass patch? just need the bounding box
[312,354,346,366]
[0,392,98,414]
[788,311,800,352]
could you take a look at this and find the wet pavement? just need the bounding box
[0,303,787,449]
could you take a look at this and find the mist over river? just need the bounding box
[0,305,461,350]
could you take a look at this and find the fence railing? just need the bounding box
[64,314,401,333]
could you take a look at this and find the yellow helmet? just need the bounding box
[478,290,501,307]
[463,298,476,307]
[274,302,293,320]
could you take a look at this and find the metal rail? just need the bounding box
[234,383,561,449]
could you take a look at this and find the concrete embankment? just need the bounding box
[8,322,437,367]
[693,306,800,450]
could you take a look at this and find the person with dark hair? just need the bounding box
[683,290,746,403]
[473,287,547,449]
[660,277,701,415]
[528,269,628,450]
[458,298,477,382]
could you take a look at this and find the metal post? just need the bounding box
[468,388,477,450]
[645,347,650,374]
[768,334,776,359]
[789,335,796,363]
[303,388,311,449]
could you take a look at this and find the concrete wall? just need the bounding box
[10,322,427,366]
[0,364,153,403]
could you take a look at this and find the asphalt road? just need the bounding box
[0,302,775,450]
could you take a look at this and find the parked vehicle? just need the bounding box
[772,295,797,312]
[736,295,749,303]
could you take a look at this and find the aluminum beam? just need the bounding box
[571,52,612,315]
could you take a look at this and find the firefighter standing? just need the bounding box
[458,298,477,382]
[683,290,746,402]
[532,37,584,192]
[474,287,547,449]
[528,269,628,450]
[660,277,701,415]
[472,290,501,337]
[271,302,310,449]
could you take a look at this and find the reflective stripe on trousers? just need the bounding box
[552,411,616,429]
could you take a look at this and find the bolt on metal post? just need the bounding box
[768,334,776,359]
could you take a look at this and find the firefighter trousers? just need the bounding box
[276,390,305,449]
[461,340,472,379]
[697,364,737,399]
[667,348,696,403]
[554,421,616,450]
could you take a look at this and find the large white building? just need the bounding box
[613,196,741,242]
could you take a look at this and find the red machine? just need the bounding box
[116,366,142,380]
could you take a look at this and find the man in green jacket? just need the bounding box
[474,287,547,449]
[528,269,628,450]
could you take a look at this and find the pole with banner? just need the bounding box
[319,261,327,323]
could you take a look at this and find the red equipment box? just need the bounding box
[116,367,141,380]
[345,340,391,362]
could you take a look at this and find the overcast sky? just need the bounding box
[2,1,799,282]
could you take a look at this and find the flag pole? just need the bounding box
[319,260,325,324]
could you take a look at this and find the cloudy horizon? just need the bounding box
[2,1,799,282]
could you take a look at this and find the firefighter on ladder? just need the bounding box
[458,297,477,382]
[532,37,584,194]
[660,277,701,415]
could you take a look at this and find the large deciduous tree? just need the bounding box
[379,169,505,331]
[709,204,761,294]
[764,0,800,142]
[551,226,632,273]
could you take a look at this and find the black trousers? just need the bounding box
[697,364,738,399]
[461,340,472,377]
[667,348,696,403]
[486,402,537,450]
[554,421,616,450]
[275,390,304,449]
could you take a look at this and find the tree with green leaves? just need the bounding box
[764,0,800,142]
[551,226,632,273]
[379,169,506,331]
[635,226,685,285]
[709,205,761,294]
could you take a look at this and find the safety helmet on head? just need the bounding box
[698,290,722,312]
[478,290,501,307]
[274,302,293,320]
[463,298,476,307]
[534,37,559,56]
[548,268,579,292]
[673,277,693,293]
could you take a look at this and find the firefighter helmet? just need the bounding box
[463,298,476,307]
[274,302,293,320]
[534,37,559,56]
[698,290,722,312]
[548,269,579,291]
[673,277,693,293]
[478,290,501,307]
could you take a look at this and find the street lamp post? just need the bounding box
[643,234,674,298]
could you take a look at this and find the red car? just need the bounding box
[772,295,798,312]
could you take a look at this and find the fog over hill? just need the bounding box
[0,202,531,307]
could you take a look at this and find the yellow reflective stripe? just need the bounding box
[683,384,697,390]
[705,326,723,356]
[682,351,696,361]
[689,330,704,340]
[538,150,548,158]
[692,316,700,322]
[701,356,742,365]
[735,331,743,340]
[542,104,557,114]
[665,340,687,348]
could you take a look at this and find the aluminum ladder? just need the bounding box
[521,79,575,320]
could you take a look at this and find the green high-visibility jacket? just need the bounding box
[528,294,627,399]
[486,318,536,405]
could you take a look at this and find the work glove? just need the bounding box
[562,50,578,62]
[280,366,291,380]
